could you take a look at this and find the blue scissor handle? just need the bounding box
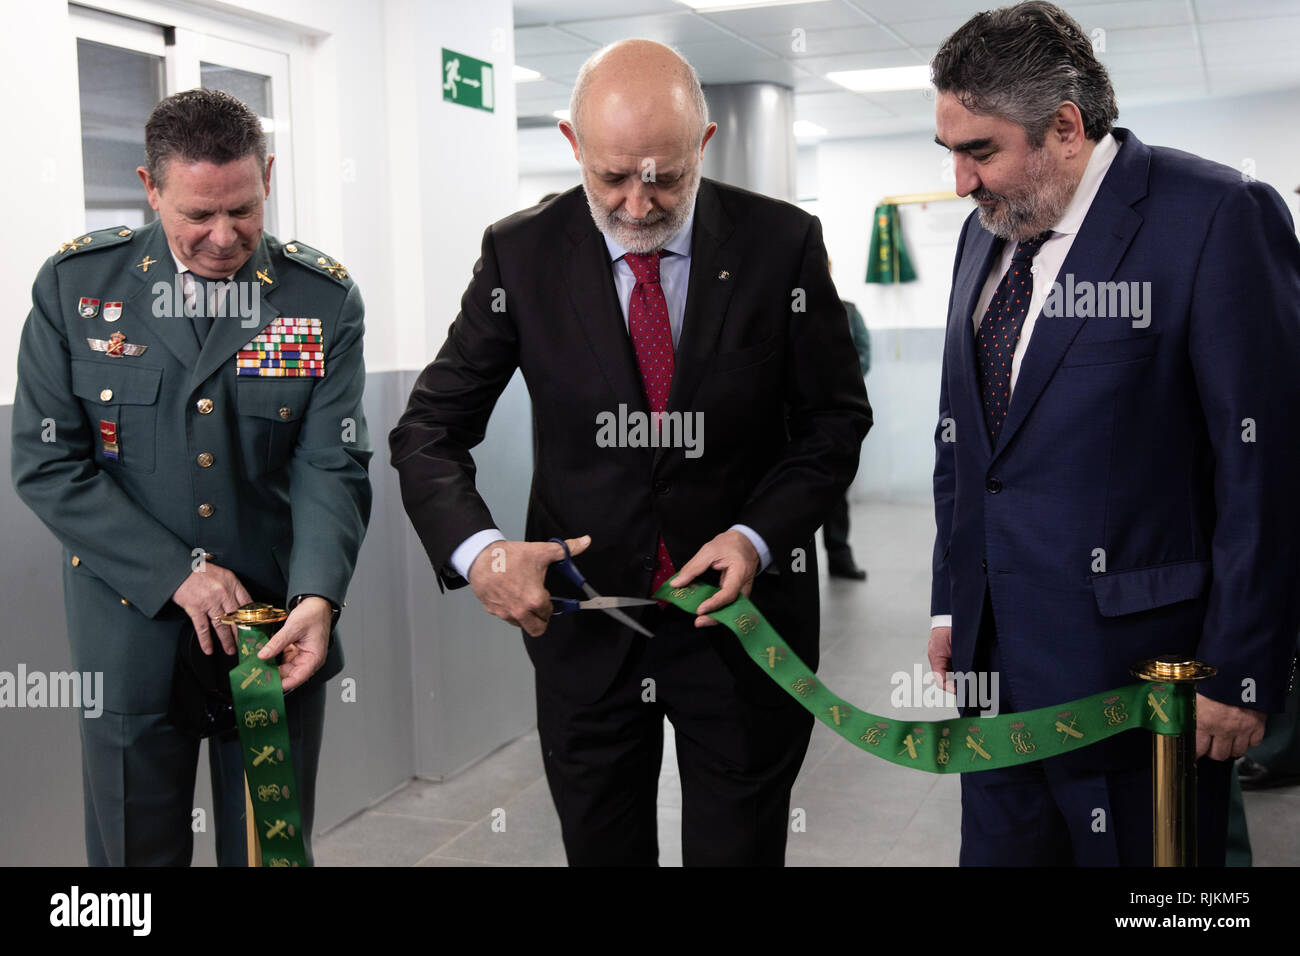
[550,597,583,614]
[548,537,588,589]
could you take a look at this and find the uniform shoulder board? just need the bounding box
[54,225,135,259]
[280,239,351,286]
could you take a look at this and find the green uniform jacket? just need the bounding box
[11,220,372,714]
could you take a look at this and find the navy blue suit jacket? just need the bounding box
[932,128,1300,732]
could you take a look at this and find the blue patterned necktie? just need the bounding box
[975,231,1052,442]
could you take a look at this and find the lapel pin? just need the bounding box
[137,255,157,273]
[717,269,731,281]
[103,301,122,322]
[78,297,100,318]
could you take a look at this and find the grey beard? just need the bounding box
[583,164,701,254]
[975,150,1079,241]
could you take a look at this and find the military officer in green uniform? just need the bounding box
[11,89,372,865]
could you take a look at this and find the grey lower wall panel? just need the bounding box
[852,327,945,503]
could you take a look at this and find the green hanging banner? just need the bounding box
[224,604,308,866]
[864,203,917,284]
[654,582,1189,773]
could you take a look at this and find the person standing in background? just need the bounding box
[823,255,871,581]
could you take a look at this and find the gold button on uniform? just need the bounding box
[99,388,113,402]
[197,452,214,468]
[120,598,130,606]
[71,555,81,567]
[286,244,298,253]
[279,407,292,420]
[196,398,214,414]
[198,503,214,518]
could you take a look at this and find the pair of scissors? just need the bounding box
[548,537,656,638]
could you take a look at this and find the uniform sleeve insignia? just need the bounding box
[87,331,148,358]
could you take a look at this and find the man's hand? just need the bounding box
[1196,694,1266,761]
[257,596,333,692]
[927,626,955,693]
[468,535,591,637]
[668,530,759,628]
[172,563,254,656]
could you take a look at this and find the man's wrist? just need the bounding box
[289,593,340,627]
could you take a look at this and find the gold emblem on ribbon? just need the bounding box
[1102,695,1129,727]
[734,612,758,635]
[1009,720,1036,755]
[827,704,852,727]
[1147,685,1171,724]
[898,727,924,760]
[244,707,270,728]
[860,721,888,746]
[670,586,696,600]
[757,645,786,669]
[966,725,991,762]
[1055,710,1084,743]
[257,784,283,803]
[937,728,951,766]
[791,676,817,698]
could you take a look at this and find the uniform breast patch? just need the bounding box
[236,317,324,377]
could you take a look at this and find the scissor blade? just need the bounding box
[601,605,655,638]
[579,584,655,638]
[576,596,658,610]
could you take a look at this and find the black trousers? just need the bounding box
[822,495,852,556]
[79,678,325,866]
[959,594,1231,866]
[536,607,814,866]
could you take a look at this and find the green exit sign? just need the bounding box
[442,48,494,113]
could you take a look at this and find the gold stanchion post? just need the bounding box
[1131,656,1217,867]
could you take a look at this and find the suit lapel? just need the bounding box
[953,221,1002,461]
[561,206,646,411]
[994,129,1149,460]
[664,179,738,427]
[189,238,280,392]
[121,222,199,370]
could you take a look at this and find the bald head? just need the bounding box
[569,39,710,151]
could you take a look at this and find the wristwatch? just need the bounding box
[288,593,341,629]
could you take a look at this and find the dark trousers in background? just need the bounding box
[822,495,852,558]
[958,594,1231,866]
[536,607,813,866]
[79,678,326,866]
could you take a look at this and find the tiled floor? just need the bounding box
[313,501,1300,867]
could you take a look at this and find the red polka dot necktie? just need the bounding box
[975,231,1051,443]
[624,251,677,595]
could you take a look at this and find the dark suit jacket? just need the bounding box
[391,179,872,701]
[932,128,1300,744]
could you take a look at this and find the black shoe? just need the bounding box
[827,554,867,581]
[1237,755,1300,791]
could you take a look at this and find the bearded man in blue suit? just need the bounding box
[927,1,1300,866]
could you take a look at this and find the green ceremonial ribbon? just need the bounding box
[654,582,1190,773]
[229,622,308,866]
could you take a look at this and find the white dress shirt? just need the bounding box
[932,133,1119,631]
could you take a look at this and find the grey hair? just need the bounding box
[144,88,266,189]
[931,1,1118,147]
[568,40,710,148]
